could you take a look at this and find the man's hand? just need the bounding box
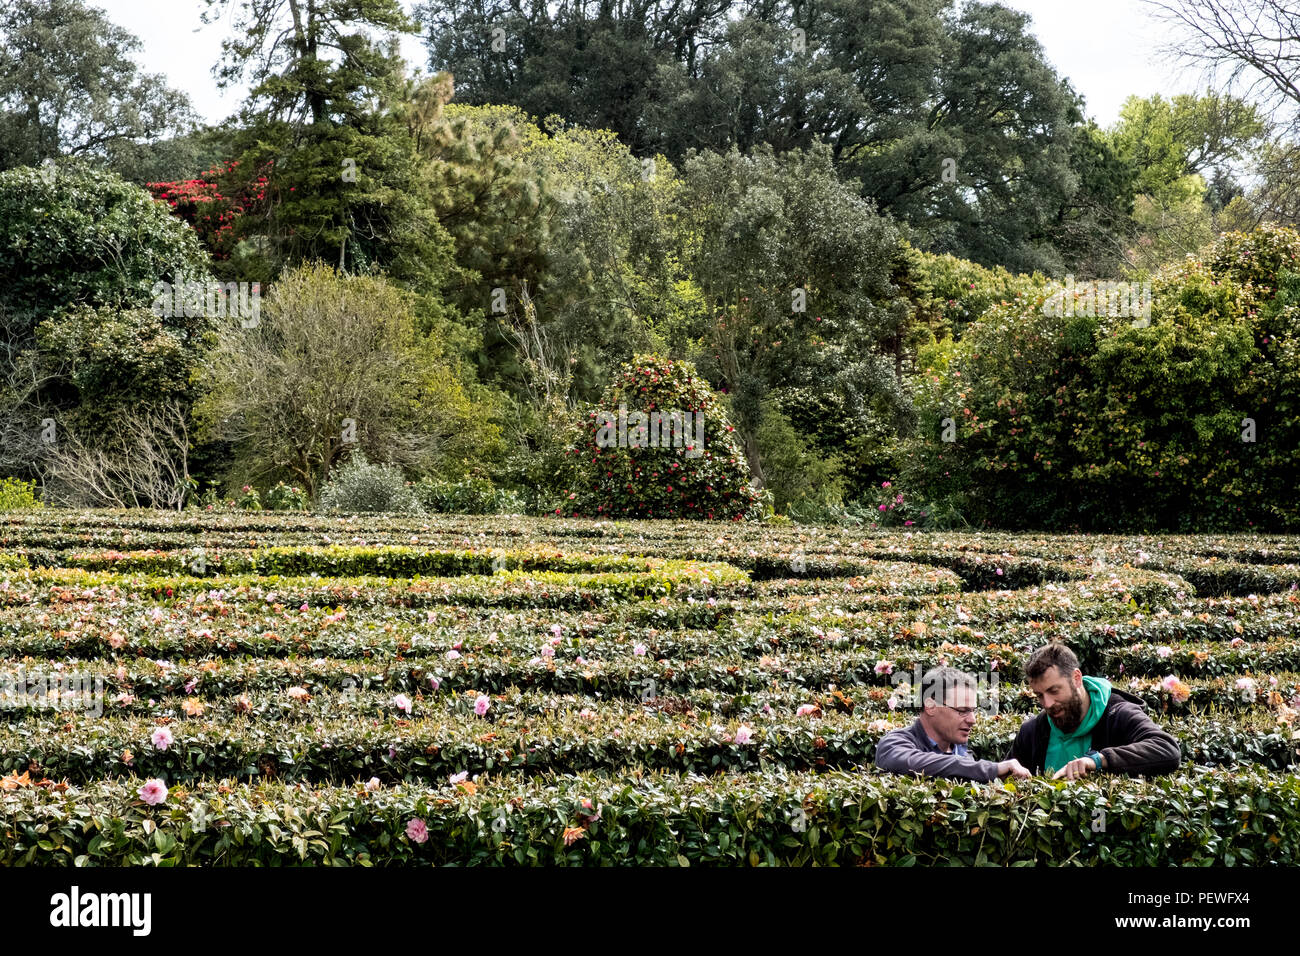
[1052,757,1096,780]
[996,758,1031,780]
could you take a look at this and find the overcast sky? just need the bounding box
[94,0,1205,129]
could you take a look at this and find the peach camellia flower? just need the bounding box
[1230,637,1246,648]
[150,727,174,751]
[365,777,381,792]
[286,686,310,701]
[405,818,429,843]
[181,698,204,717]
[138,779,168,806]
[474,694,490,716]
[1161,675,1191,703]
[234,694,252,714]
[562,825,587,847]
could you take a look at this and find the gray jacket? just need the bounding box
[874,718,1001,782]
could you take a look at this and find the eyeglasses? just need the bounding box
[943,706,978,717]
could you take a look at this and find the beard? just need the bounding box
[1051,684,1087,733]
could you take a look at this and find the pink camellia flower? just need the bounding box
[549,635,563,647]
[114,665,127,683]
[578,708,596,719]
[150,727,174,751]
[633,643,647,656]
[366,777,381,792]
[995,568,1003,576]
[874,660,894,676]
[450,771,469,784]
[762,703,772,714]
[474,695,490,716]
[541,645,555,659]
[796,704,818,717]
[551,624,564,638]
[881,481,891,488]
[429,677,441,691]
[184,678,198,694]
[1230,637,1245,648]
[426,610,437,624]
[575,656,587,665]
[392,693,412,715]
[446,649,461,660]
[300,603,309,612]
[1156,646,1173,659]
[406,818,429,843]
[733,725,754,745]
[878,504,887,512]
[452,640,463,651]
[138,779,168,806]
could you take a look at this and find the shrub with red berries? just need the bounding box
[562,355,763,520]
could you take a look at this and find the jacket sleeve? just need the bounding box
[875,729,1002,782]
[1100,701,1181,775]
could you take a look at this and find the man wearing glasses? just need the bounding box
[875,666,1032,781]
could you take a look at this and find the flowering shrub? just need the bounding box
[146,159,272,263]
[264,482,310,511]
[563,355,763,520]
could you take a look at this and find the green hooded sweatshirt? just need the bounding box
[1044,676,1112,775]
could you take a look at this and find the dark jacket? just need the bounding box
[874,718,1002,782]
[1004,685,1181,776]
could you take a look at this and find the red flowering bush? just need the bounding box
[562,355,763,520]
[146,159,272,261]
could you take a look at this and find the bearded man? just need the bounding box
[1008,643,1180,779]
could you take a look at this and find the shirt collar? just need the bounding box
[919,720,967,755]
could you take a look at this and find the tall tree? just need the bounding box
[201,0,450,286]
[0,0,198,178]
[675,141,907,486]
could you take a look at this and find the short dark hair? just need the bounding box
[920,666,978,706]
[1025,643,1080,682]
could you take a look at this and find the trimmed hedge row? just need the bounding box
[3,703,1294,786]
[1,766,1296,865]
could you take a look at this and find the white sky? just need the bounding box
[94,0,1206,129]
